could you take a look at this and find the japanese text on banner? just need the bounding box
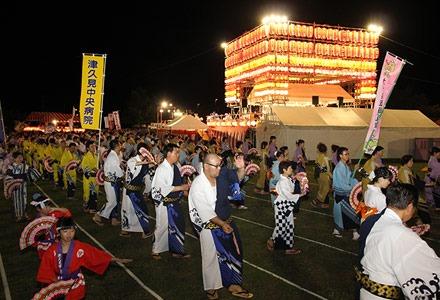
[79,54,105,130]
[363,52,406,154]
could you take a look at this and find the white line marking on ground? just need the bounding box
[148,216,328,299]
[246,195,440,243]
[243,260,328,300]
[231,215,358,256]
[245,194,333,218]
[33,183,164,300]
[0,253,12,300]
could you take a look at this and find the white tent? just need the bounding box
[256,106,440,160]
[166,114,208,131]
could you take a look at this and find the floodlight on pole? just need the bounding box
[220,42,228,49]
[262,15,288,25]
[161,101,168,108]
[367,24,384,35]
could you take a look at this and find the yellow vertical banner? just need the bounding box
[79,54,106,130]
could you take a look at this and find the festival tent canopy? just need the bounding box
[165,114,208,131]
[257,106,440,159]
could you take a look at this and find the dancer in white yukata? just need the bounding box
[189,153,253,299]
[358,183,440,299]
[93,139,123,226]
[151,143,190,259]
[120,143,153,238]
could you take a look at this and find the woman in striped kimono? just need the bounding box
[6,151,30,222]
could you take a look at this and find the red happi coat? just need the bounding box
[37,240,112,300]
[36,209,73,259]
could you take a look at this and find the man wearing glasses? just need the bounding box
[189,153,253,299]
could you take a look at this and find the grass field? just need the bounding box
[0,163,439,299]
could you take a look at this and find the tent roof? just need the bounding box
[270,106,439,128]
[166,114,208,131]
[25,112,80,124]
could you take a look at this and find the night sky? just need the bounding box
[1,1,439,127]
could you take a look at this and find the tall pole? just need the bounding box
[0,100,6,147]
[96,54,107,170]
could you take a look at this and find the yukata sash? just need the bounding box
[166,164,185,254]
[210,222,243,287]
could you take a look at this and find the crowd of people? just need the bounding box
[1,129,440,299]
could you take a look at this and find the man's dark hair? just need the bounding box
[12,151,23,159]
[386,183,418,209]
[336,147,348,161]
[317,143,327,153]
[279,160,292,174]
[163,143,178,157]
[109,139,120,150]
[331,144,339,152]
[401,154,413,166]
[371,167,392,184]
[85,141,94,149]
[275,150,285,159]
[431,146,440,154]
[261,141,268,149]
[372,146,384,156]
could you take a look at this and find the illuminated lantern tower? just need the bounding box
[223,15,380,113]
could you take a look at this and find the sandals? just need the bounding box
[151,253,162,260]
[142,232,154,239]
[231,288,253,299]
[266,239,274,251]
[92,215,104,226]
[206,290,218,300]
[171,253,191,259]
[119,231,131,238]
[311,199,321,208]
[285,248,302,255]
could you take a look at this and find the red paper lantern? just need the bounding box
[295,24,301,37]
[347,46,353,57]
[307,26,314,38]
[289,24,295,37]
[269,39,276,52]
[374,48,379,59]
[300,25,307,37]
[353,31,359,43]
[364,32,370,44]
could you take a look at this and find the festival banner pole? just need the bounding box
[354,51,407,174]
[96,54,107,170]
[0,100,6,147]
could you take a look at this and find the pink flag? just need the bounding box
[363,52,406,154]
